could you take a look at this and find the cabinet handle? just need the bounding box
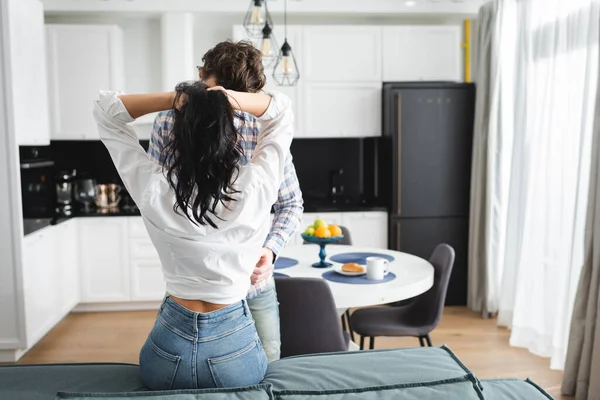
[396,92,402,216]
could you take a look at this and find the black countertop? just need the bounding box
[24,202,387,236]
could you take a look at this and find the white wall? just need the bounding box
[0,0,26,351]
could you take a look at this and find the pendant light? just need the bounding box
[260,22,279,69]
[243,0,272,39]
[273,0,300,86]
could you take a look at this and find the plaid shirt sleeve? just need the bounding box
[262,155,304,256]
[147,110,175,163]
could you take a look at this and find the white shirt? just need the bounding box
[93,91,293,304]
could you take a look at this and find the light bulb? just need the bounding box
[251,5,264,24]
[261,38,271,56]
[281,56,293,75]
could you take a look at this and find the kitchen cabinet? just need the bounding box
[232,25,303,137]
[20,221,79,350]
[299,212,387,248]
[79,218,130,302]
[303,26,382,82]
[303,82,380,137]
[382,26,462,82]
[128,218,165,301]
[55,220,80,315]
[46,25,124,140]
[21,229,59,347]
[342,211,388,248]
[6,0,50,146]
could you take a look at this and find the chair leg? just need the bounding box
[345,310,355,342]
[359,336,365,350]
[418,336,425,347]
[425,334,432,347]
[369,336,375,350]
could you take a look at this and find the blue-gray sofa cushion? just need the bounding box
[56,385,273,400]
[273,375,483,400]
[263,345,477,392]
[0,363,145,400]
[480,379,554,399]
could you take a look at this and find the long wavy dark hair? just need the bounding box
[161,81,243,228]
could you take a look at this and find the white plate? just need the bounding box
[333,265,366,276]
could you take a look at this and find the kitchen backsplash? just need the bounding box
[51,140,150,184]
[49,138,381,205]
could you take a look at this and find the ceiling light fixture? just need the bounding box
[405,1,417,6]
[260,22,279,69]
[273,0,300,86]
[243,0,273,39]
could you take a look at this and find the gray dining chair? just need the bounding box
[275,277,349,358]
[302,225,355,341]
[349,244,455,350]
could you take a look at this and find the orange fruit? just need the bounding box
[328,225,342,237]
[314,226,332,238]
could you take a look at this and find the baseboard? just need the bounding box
[0,348,27,363]
[74,301,161,312]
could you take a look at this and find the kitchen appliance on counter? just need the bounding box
[95,183,122,209]
[381,82,475,306]
[74,178,97,213]
[19,146,56,235]
[55,169,77,217]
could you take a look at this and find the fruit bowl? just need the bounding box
[301,233,344,268]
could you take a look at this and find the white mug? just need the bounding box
[366,257,389,281]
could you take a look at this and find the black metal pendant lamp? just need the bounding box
[260,21,279,69]
[243,0,273,38]
[273,0,300,86]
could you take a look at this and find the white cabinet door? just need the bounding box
[7,0,50,145]
[79,218,130,302]
[232,25,304,137]
[21,230,59,347]
[342,211,389,248]
[382,26,462,82]
[128,217,165,301]
[303,26,381,82]
[304,82,380,137]
[56,220,80,315]
[46,25,124,140]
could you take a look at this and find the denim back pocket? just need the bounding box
[208,339,268,388]
[139,337,181,390]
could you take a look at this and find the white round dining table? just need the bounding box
[276,244,435,310]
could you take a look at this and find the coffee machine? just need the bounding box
[55,169,77,216]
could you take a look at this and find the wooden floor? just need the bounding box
[17,307,570,399]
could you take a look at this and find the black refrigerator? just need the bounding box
[380,82,475,306]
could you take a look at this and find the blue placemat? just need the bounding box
[274,272,290,278]
[330,252,395,265]
[322,270,397,285]
[274,257,298,270]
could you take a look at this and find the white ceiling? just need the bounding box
[41,0,488,17]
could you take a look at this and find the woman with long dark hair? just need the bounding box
[93,81,292,390]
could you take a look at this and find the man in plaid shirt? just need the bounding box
[148,41,303,362]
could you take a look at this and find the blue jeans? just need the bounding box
[139,297,267,390]
[247,277,281,363]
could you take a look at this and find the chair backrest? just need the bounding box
[303,225,353,245]
[274,277,347,358]
[408,244,455,331]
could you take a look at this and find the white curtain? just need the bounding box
[482,0,600,370]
